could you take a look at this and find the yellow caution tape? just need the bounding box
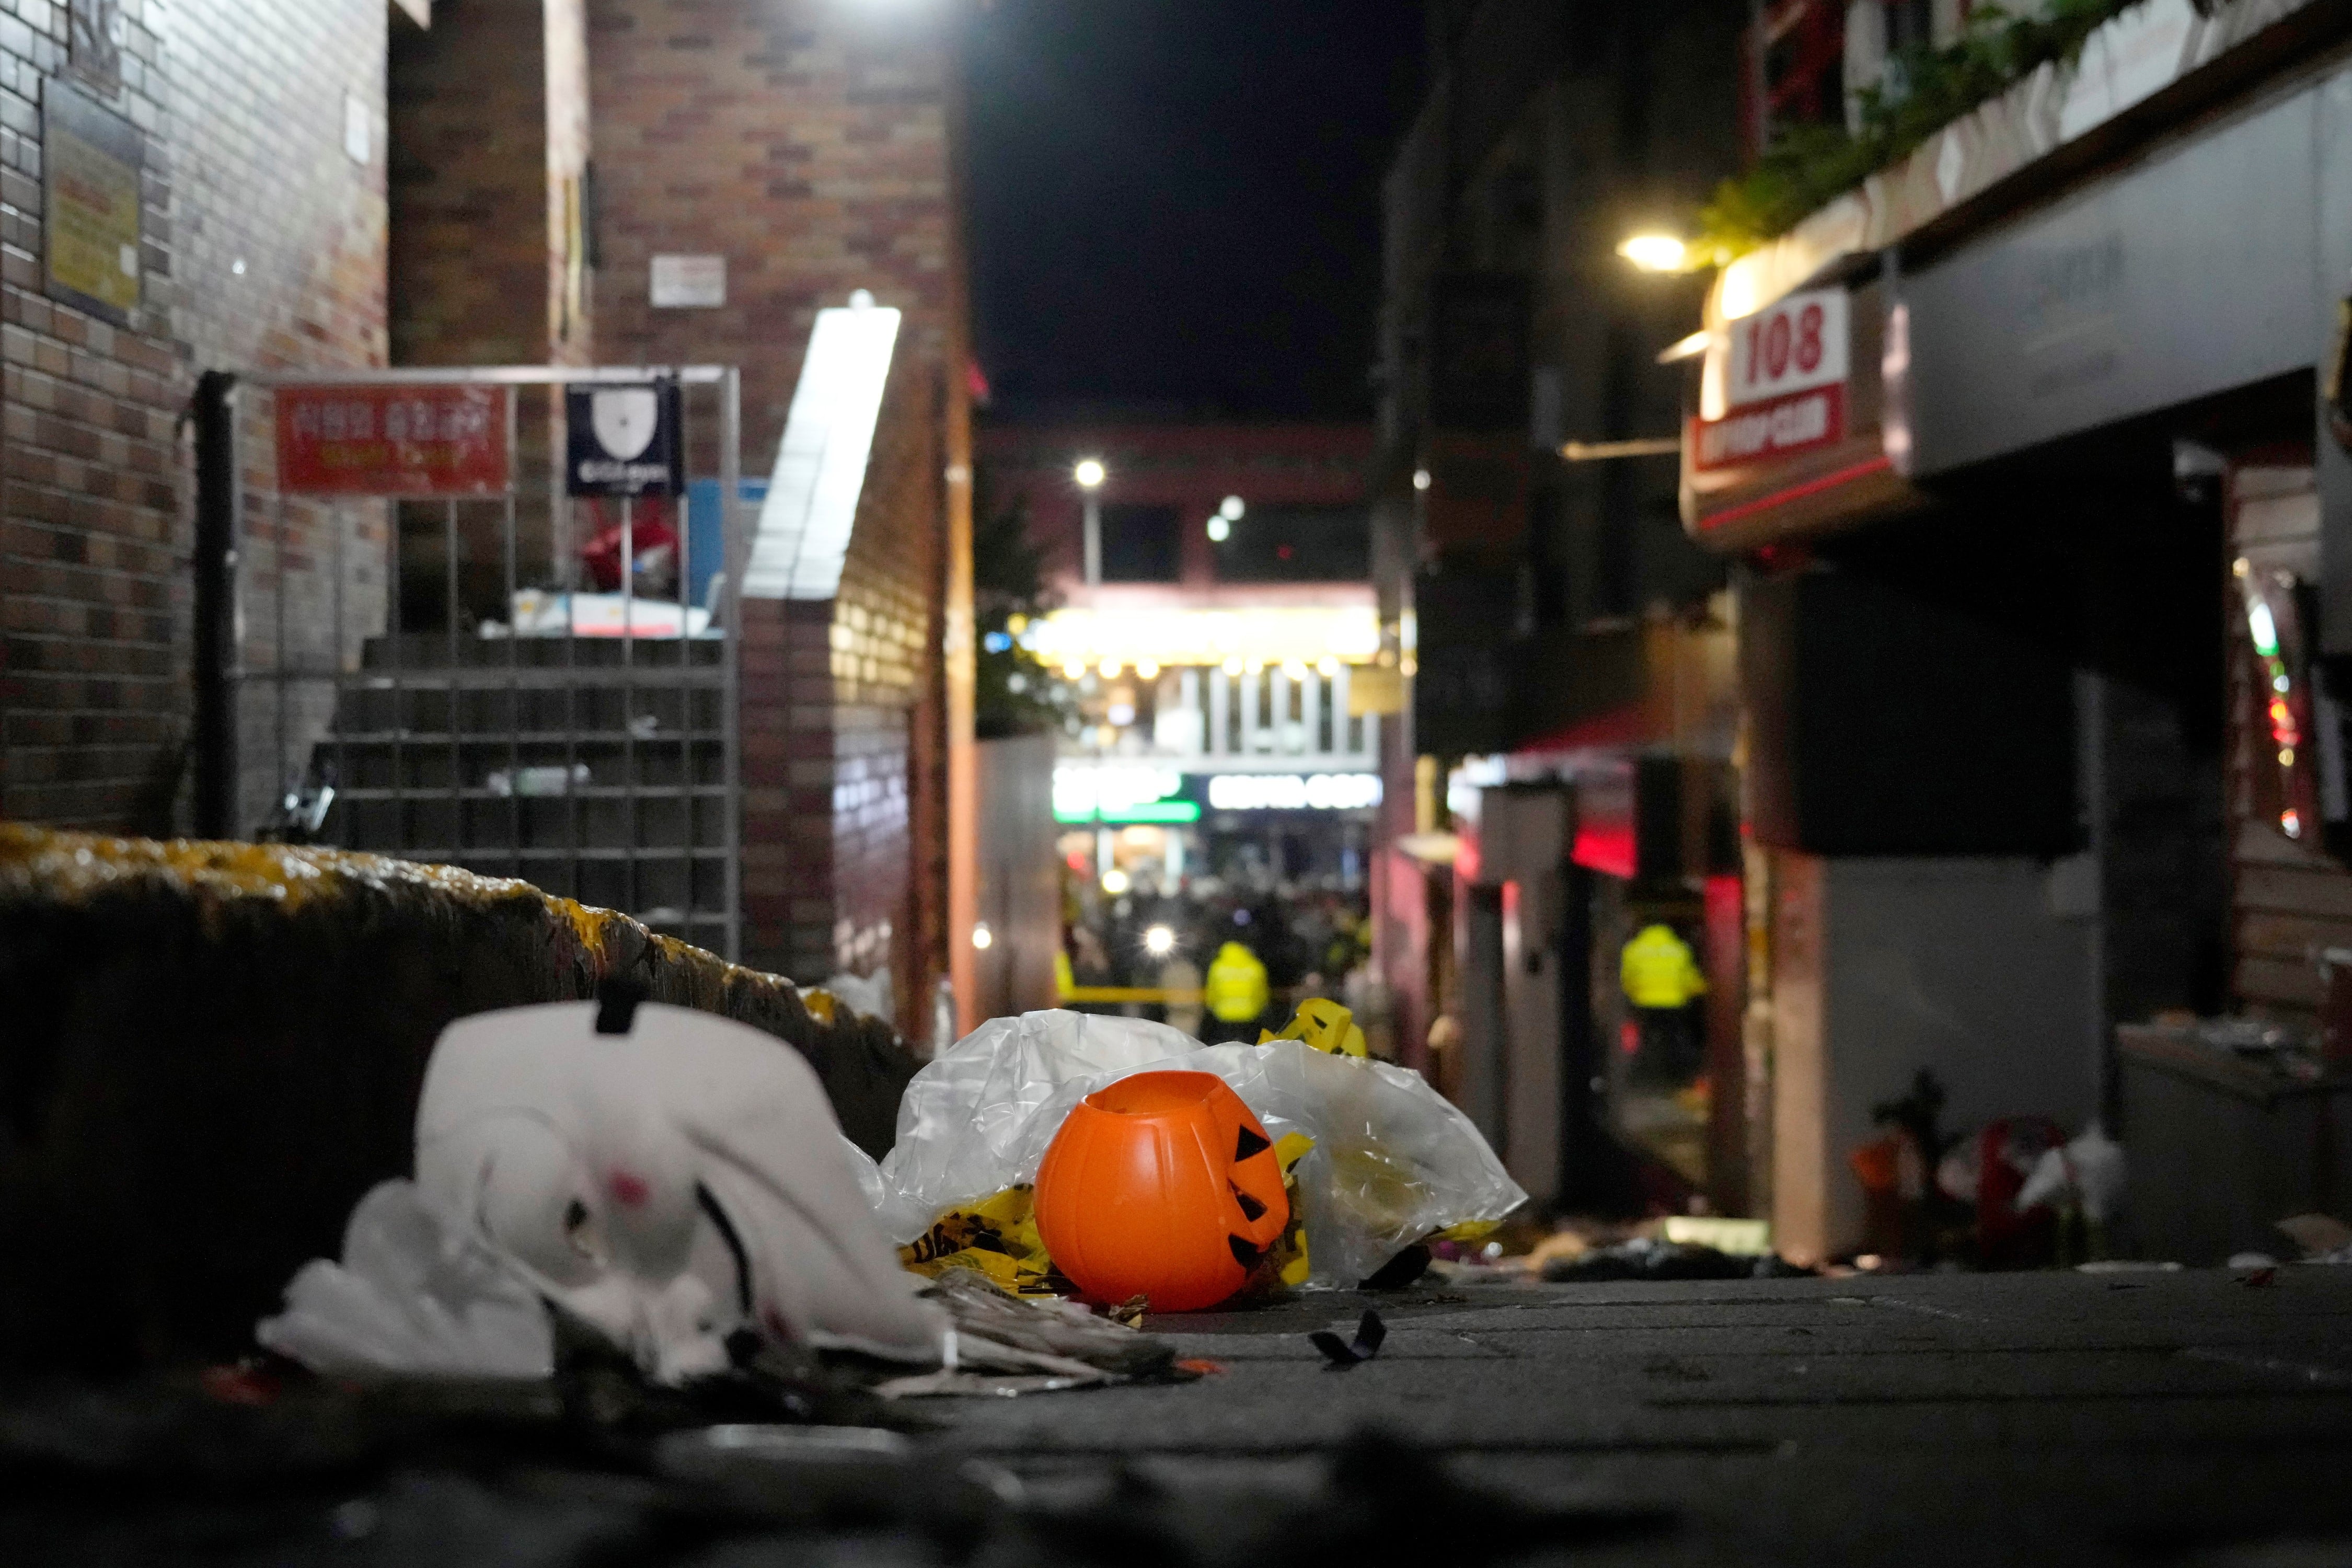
[1261,997,1368,1057]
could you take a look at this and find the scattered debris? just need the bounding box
[1309,1309,1387,1368]
[1542,1237,1813,1283]
[2278,1213,2352,1263]
[857,1007,1526,1299]
[257,1180,554,1379]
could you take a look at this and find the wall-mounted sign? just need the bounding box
[43,77,141,325]
[1206,773,1382,812]
[1053,765,1197,825]
[1692,287,1848,471]
[651,253,725,309]
[275,384,513,498]
[566,381,684,497]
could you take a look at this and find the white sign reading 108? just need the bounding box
[1725,286,1849,409]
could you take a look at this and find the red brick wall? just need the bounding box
[389,0,550,368]
[585,0,953,459]
[737,349,946,1021]
[587,0,961,1021]
[1,2,392,830]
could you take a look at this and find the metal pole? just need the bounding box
[1083,493,1101,586]
[332,501,348,842]
[621,494,637,918]
[446,498,461,860]
[720,368,743,961]
[192,371,240,837]
[274,492,289,824]
[503,488,521,879]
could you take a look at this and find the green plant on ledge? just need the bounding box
[1694,0,2139,264]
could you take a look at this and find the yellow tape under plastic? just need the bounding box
[1261,997,1368,1058]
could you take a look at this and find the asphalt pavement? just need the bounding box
[931,1266,2352,1565]
[9,1266,2352,1565]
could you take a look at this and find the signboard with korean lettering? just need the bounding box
[1691,287,1849,471]
[275,385,513,498]
[565,382,684,497]
[43,77,142,326]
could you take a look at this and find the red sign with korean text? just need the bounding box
[275,384,512,498]
[1690,384,1846,472]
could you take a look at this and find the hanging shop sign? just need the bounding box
[566,381,685,497]
[43,77,142,326]
[275,384,513,498]
[1680,278,1921,555]
[1692,288,1848,470]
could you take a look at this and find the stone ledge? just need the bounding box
[0,823,915,1373]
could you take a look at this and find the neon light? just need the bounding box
[1055,800,1201,825]
[1695,455,1894,533]
[2248,601,2279,656]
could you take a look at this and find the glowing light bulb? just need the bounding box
[1617,233,1689,272]
[1144,924,1175,957]
[972,923,994,950]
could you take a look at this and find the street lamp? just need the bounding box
[1075,457,1107,586]
[1617,233,1690,273]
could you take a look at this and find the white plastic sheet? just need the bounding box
[257,1180,554,1379]
[416,999,945,1380]
[858,1010,1527,1288]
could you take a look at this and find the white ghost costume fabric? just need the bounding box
[413,998,945,1382]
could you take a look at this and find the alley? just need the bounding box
[8,0,2352,1562]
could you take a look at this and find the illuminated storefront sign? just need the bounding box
[1054,766,1199,824]
[1205,773,1382,812]
[1056,765,1385,820]
[1690,287,1848,471]
[1030,604,1380,670]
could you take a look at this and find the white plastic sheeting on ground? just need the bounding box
[258,1180,554,1378]
[853,1009,1527,1288]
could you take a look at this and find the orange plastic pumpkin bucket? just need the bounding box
[1033,1070,1290,1312]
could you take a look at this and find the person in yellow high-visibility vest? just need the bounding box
[1202,940,1270,1043]
[1621,923,1708,1081]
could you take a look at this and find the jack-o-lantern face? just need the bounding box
[1033,1071,1290,1312]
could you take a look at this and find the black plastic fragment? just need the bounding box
[595,976,649,1035]
[1309,1309,1387,1368]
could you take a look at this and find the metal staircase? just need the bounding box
[306,630,732,950]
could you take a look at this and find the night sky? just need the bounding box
[964,1,1428,424]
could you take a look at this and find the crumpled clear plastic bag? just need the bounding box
[855,1009,1527,1288]
[257,1180,555,1378]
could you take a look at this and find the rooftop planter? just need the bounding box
[1697,0,2329,327]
